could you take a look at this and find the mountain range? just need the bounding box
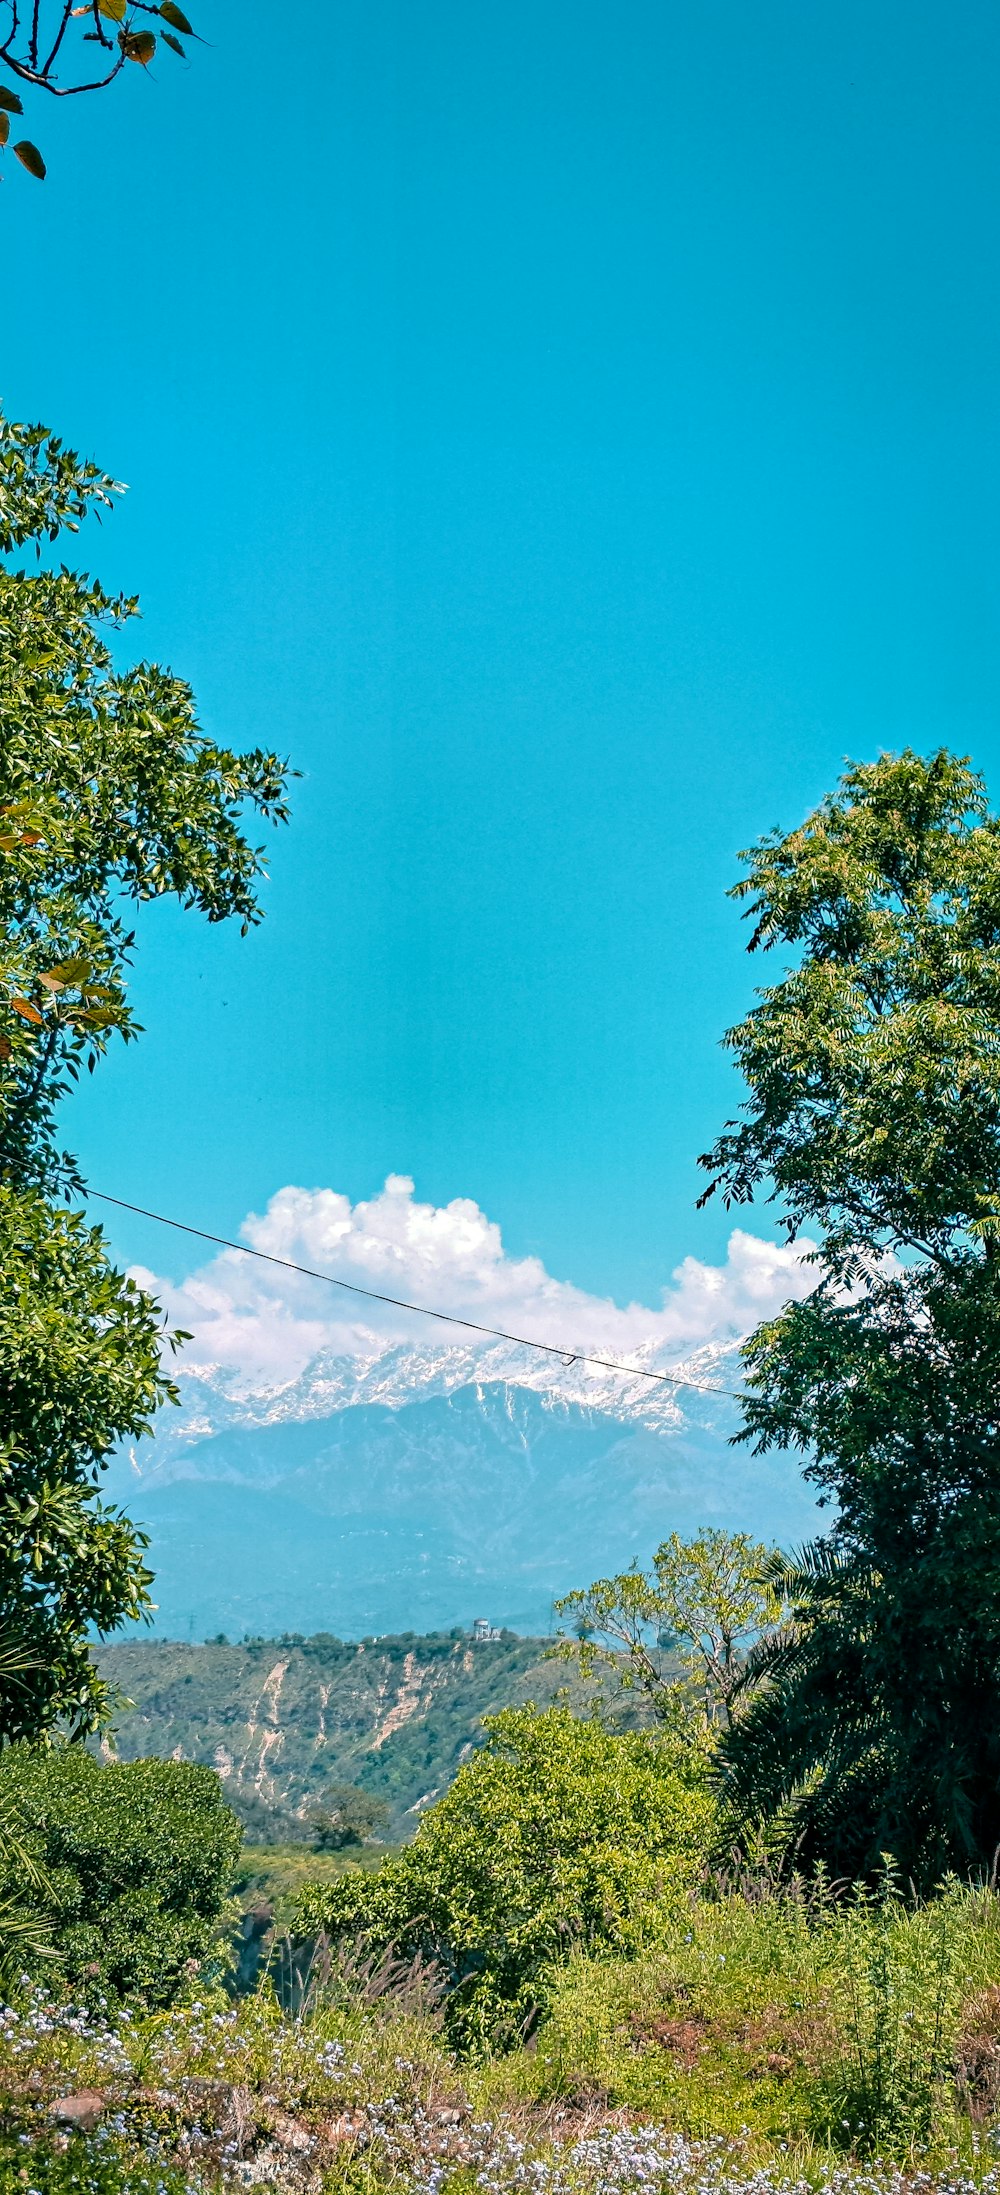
[104,1336,820,1639]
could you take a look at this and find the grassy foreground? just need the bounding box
[8,1878,1000,2193]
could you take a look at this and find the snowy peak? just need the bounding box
[154,1332,745,1460]
[109,1334,816,1640]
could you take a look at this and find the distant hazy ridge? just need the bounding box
[106,1341,819,1639]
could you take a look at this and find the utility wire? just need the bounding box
[88,1189,742,1401]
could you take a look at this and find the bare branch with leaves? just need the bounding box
[554,1528,787,1731]
[0,0,197,178]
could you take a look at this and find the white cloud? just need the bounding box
[133,1174,819,1393]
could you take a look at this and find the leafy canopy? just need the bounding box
[295,1705,714,2054]
[699,748,1000,1276]
[0,1746,242,2004]
[702,752,1000,1883]
[0,413,289,1199]
[555,1529,784,1730]
[0,409,289,1741]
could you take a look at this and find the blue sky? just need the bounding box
[6,0,1000,1317]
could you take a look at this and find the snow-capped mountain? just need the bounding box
[125,1333,740,1475]
[106,1338,819,1641]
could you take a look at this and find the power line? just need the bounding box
[88,1189,741,1401]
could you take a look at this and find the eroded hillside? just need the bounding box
[96,1630,642,1835]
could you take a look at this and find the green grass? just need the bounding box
[0,2131,207,2194]
[7,1879,1000,2191]
[480,1876,1000,2161]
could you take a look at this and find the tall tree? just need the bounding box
[555,1529,783,1729]
[700,750,1000,1885]
[0,409,290,1740]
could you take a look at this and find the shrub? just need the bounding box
[0,2133,203,2195]
[486,1873,1000,2158]
[310,1781,391,1849]
[0,1746,242,2005]
[293,1705,714,2052]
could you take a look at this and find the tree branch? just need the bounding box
[41,0,79,83]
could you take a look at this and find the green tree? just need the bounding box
[294,1705,714,2053]
[309,1782,391,1851]
[555,1528,784,1729]
[0,1746,242,2003]
[0,409,289,1741]
[700,749,1000,1884]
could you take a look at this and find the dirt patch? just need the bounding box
[957,1983,1000,2118]
[372,1652,426,1748]
[629,1997,835,2081]
[630,2012,711,2069]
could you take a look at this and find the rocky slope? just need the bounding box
[94,1629,640,1837]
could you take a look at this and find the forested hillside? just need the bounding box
[95,1630,641,1837]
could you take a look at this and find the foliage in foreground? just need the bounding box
[508,1875,1000,2157]
[0,1747,242,2005]
[294,1704,715,2053]
[697,750,1000,1885]
[6,1880,1000,2188]
[0,409,289,1744]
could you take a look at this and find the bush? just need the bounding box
[0,1746,242,2005]
[485,1873,1000,2158]
[294,1705,714,2052]
[0,2133,203,2195]
[310,1782,391,1849]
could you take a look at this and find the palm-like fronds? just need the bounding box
[720,1537,931,1882]
[0,1797,57,1987]
[0,1635,58,1983]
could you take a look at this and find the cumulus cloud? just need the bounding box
[131,1174,819,1393]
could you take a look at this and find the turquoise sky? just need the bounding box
[6,0,1000,1306]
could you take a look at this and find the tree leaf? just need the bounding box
[0,413,291,1760]
[98,0,127,19]
[121,29,155,60]
[13,142,46,180]
[46,956,92,984]
[0,116,9,147]
[159,1,193,30]
[0,86,24,114]
[162,32,185,55]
